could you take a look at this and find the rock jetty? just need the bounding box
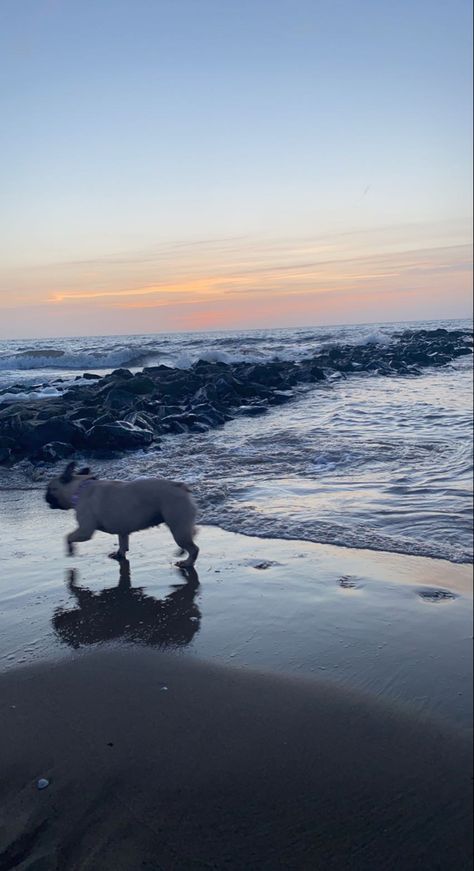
[0,328,471,466]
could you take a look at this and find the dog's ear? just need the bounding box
[60,461,76,484]
[77,467,91,476]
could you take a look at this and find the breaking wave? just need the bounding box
[3,320,465,375]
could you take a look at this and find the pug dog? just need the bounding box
[45,462,199,567]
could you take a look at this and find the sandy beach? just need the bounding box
[1,647,472,871]
[0,490,472,869]
[1,0,472,859]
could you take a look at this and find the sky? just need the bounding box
[0,0,472,338]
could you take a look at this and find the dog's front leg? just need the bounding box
[66,526,95,556]
[109,534,129,561]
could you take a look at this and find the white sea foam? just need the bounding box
[352,329,392,346]
[0,386,64,403]
[0,322,410,375]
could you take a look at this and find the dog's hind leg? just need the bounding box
[171,530,199,568]
[175,541,199,568]
[109,534,129,561]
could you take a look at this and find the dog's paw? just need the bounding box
[109,551,126,561]
[175,565,199,584]
[66,542,75,556]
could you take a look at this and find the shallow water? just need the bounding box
[1,318,472,564]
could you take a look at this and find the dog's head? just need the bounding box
[45,462,92,510]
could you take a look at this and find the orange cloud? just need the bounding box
[0,223,471,337]
[42,241,470,317]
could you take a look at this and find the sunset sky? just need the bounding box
[0,0,472,338]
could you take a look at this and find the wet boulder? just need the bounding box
[0,447,11,463]
[158,373,202,401]
[84,421,154,450]
[160,417,189,434]
[159,411,209,433]
[123,411,156,431]
[142,364,174,375]
[68,405,100,421]
[120,375,156,395]
[190,403,228,425]
[237,405,268,416]
[0,434,15,463]
[36,441,75,462]
[8,417,85,452]
[109,368,134,380]
[305,362,326,381]
[101,387,137,410]
[267,389,294,405]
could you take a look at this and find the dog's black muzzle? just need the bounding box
[45,490,61,509]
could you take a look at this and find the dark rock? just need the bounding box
[120,375,156,395]
[85,422,154,450]
[9,417,85,451]
[143,364,174,375]
[102,388,136,410]
[417,587,457,602]
[191,403,227,425]
[91,412,116,427]
[70,416,96,431]
[69,405,100,420]
[267,390,294,405]
[233,381,269,400]
[1,327,471,466]
[0,434,15,463]
[123,414,160,438]
[0,403,37,422]
[158,375,201,401]
[237,405,268,416]
[0,386,23,397]
[299,362,326,381]
[109,368,134,379]
[37,441,75,461]
[160,417,189,434]
[0,435,15,450]
[35,405,65,420]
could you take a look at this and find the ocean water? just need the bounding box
[0,318,472,565]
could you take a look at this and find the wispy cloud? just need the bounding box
[0,220,471,337]
[43,241,471,312]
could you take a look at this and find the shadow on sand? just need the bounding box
[52,560,201,650]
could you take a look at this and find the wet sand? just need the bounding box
[1,647,472,870]
[0,490,472,868]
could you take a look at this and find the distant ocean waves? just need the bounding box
[0,321,471,395]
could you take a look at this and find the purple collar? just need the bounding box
[71,479,94,509]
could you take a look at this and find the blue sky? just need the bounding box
[0,0,472,336]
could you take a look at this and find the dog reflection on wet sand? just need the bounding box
[52,561,200,649]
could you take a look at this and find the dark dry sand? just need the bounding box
[0,648,472,871]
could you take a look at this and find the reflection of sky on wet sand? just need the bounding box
[0,493,472,729]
